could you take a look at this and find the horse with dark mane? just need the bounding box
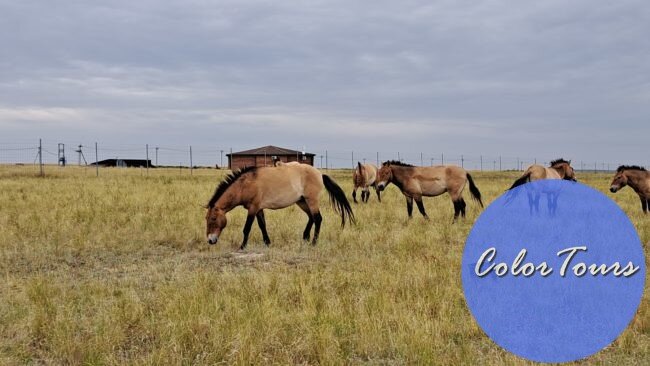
[610,165,650,213]
[375,161,483,221]
[509,158,577,189]
[352,162,381,203]
[205,164,354,249]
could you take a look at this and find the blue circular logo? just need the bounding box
[462,180,645,363]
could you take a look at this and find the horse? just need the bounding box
[375,161,483,220]
[352,162,381,203]
[508,158,577,189]
[205,164,355,249]
[507,158,577,215]
[609,165,650,213]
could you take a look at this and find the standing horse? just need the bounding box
[206,164,354,249]
[610,165,650,214]
[375,161,483,220]
[508,158,577,189]
[507,158,577,215]
[352,162,381,203]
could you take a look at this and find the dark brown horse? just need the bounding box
[206,164,354,249]
[610,165,650,213]
[375,161,483,220]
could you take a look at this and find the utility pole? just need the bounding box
[189,146,193,175]
[499,156,502,171]
[461,155,464,168]
[441,153,444,165]
[480,155,483,171]
[420,152,423,166]
[155,147,159,166]
[38,138,43,177]
[220,150,224,169]
[325,150,328,170]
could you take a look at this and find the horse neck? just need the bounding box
[390,166,409,188]
[551,164,567,178]
[214,181,244,212]
[625,170,646,191]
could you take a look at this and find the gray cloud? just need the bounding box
[1,0,649,166]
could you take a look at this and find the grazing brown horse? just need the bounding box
[375,161,483,220]
[610,165,650,213]
[509,158,577,189]
[352,162,381,203]
[506,158,577,215]
[206,164,354,249]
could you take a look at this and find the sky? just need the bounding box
[1,1,649,167]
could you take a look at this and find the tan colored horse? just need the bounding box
[509,158,577,189]
[610,165,650,213]
[352,162,381,203]
[506,158,577,215]
[376,161,483,220]
[206,164,354,249]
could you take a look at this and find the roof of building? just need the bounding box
[227,145,315,156]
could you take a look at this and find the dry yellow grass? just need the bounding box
[0,165,648,365]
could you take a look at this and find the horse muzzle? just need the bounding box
[377,183,386,191]
[207,234,219,245]
[609,186,618,193]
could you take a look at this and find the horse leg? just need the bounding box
[414,196,428,219]
[375,186,382,202]
[240,213,256,250]
[640,195,648,213]
[311,212,323,245]
[363,188,370,203]
[452,200,460,222]
[297,199,314,241]
[256,210,271,246]
[406,197,414,218]
[304,197,322,245]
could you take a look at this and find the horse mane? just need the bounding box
[382,160,414,167]
[550,158,571,166]
[207,166,257,208]
[616,165,646,172]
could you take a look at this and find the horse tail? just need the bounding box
[354,162,365,187]
[466,173,483,207]
[323,174,355,227]
[509,171,532,190]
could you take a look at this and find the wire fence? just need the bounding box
[1,139,647,177]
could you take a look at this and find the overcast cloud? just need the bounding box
[1,0,649,166]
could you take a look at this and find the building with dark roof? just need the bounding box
[226,145,315,170]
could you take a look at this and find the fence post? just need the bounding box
[38,138,43,177]
[189,146,193,175]
[95,142,99,177]
[325,150,328,170]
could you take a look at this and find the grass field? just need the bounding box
[0,166,648,365]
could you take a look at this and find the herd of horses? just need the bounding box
[205,158,649,249]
